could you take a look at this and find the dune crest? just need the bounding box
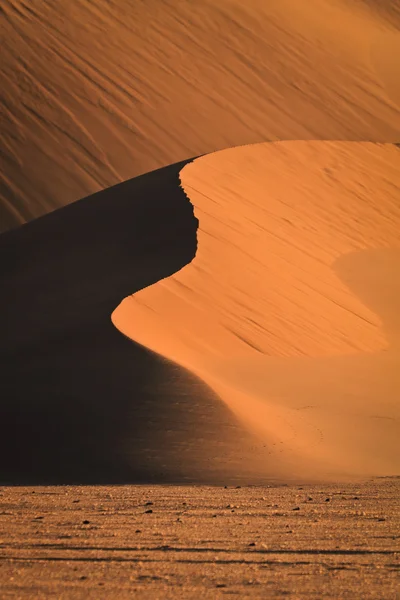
[113,141,400,481]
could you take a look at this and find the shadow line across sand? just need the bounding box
[0,157,266,485]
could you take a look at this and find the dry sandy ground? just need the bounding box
[0,479,399,599]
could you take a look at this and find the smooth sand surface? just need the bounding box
[0,479,399,599]
[1,0,400,231]
[114,141,400,481]
[1,2,400,479]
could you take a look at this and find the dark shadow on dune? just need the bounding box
[0,158,264,485]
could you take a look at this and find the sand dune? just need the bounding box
[0,158,277,484]
[1,0,400,484]
[1,0,399,231]
[114,141,400,481]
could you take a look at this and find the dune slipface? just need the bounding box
[0,158,277,484]
[1,0,400,484]
[113,141,400,482]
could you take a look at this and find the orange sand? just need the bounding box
[1,0,399,230]
[113,141,400,480]
[2,0,400,482]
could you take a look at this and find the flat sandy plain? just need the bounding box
[1,479,399,599]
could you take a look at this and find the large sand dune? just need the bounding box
[0,158,277,484]
[1,0,399,231]
[114,141,400,481]
[1,0,400,484]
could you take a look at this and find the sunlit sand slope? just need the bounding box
[1,0,399,230]
[114,141,400,481]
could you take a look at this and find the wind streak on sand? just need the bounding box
[113,141,400,482]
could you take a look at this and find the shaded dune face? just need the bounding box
[115,141,400,481]
[0,158,274,485]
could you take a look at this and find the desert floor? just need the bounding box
[1,479,399,599]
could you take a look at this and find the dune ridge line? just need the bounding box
[113,140,400,482]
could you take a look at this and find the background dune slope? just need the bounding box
[114,141,400,481]
[1,0,399,231]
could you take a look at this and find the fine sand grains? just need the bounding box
[114,141,400,481]
[0,479,399,599]
[1,0,399,230]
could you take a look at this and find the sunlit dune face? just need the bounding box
[113,141,400,480]
[335,248,400,346]
[115,141,400,363]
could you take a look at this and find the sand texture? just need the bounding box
[1,0,400,483]
[1,0,400,231]
[0,159,275,485]
[0,479,399,599]
[113,141,400,481]
[1,1,400,595]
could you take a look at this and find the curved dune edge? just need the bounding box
[113,141,400,482]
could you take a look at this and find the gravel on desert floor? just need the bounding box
[0,478,399,599]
